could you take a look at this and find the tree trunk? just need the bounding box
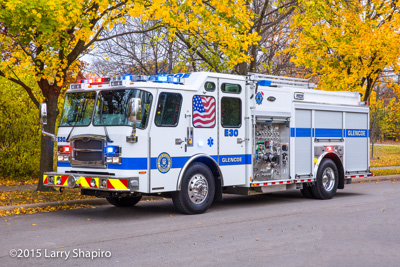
[37,90,59,191]
[237,62,248,75]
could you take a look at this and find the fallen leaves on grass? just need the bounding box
[370,145,400,167]
[0,177,37,186]
[0,188,95,206]
[372,169,400,176]
[0,204,92,217]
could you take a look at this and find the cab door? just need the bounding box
[149,90,188,192]
[218,78,247,186]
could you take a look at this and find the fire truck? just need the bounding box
[40,72,371,214]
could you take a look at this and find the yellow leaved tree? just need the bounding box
[287,0,400,101]
[0,0,258,190]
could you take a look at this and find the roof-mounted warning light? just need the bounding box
[152,74,182,84]
[87,77,111,85]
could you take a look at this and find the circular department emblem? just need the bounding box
[157,152,172,173]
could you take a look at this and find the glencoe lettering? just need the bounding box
[222,157,242,163]
[347,130,366,137]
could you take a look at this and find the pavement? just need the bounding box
[1,174,399,212]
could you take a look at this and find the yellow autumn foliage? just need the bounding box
[287,0,400,100]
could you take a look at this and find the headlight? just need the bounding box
[67,176,77,188]
[56,176,62,185]
[130,179,139,187]
[90,178,96,187]
[48,176,54,184]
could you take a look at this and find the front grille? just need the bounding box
[75,139,103,150]
[75,151,103,162]
[70,135,106,168]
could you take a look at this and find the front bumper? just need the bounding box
[43,173,139,192]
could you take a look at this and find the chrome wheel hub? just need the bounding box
[188,174,209,204]
[322,167,335,191]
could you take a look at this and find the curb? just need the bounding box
[1,176,399,211]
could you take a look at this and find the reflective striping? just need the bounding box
[44,174,131,191]
[294,179,312,183]
[61,176,69,186]
[251,180,293,187]
[80,177,90,188]
[108,179,128,190]
[345,175,366,179]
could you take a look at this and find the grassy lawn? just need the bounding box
[370,145,400,167]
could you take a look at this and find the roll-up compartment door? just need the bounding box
[295,109,312,175]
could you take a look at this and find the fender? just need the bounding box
[176,154,224,191]
[313,151,343,178]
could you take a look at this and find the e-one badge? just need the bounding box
[157,153,172,173]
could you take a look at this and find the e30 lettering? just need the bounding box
[224,129,239,137]
[57,137,66,142]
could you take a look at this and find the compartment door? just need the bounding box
[345,112,369,171]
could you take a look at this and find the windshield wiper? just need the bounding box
[104,126,113,143]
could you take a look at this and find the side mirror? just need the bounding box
[40,103,48,125]
[39,102,56,141]
[128,98,142,123]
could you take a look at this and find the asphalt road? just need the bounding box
[1,180,400,267]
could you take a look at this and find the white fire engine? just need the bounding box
[40,72,371,214]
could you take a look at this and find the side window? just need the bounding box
[155,92,182,127]
[193,95,216,128]
[221,83,241,93]
[204,81,216,92]
[221,97,241,127]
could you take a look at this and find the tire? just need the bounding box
[172,162,215,214]
[311,159,339,200]
[300,183,315,199]
[106,195,142,207]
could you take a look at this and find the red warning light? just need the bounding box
[326,146,333,152]
[64,146,71,153]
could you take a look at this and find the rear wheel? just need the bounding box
[311,159,338,199]
[106,195,142,207]
[172,162,215,214]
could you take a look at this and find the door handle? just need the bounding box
[175,138,184,145]
[237,138,248,144]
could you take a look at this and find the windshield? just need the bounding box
[93,89,153,128]
[59,92,96,127]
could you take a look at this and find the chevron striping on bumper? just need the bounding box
[108,179,128,190]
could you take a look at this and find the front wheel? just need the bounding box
[172,162,215,214]
[311,159,339,200]
[106,195,142,207]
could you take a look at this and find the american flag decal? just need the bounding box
[193,96,216,127]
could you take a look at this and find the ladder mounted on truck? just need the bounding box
[248,72,317,89]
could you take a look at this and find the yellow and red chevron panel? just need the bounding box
[107,178,128,190]
[43,174,69,186]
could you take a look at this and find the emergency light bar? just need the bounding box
[69,73,191,89]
